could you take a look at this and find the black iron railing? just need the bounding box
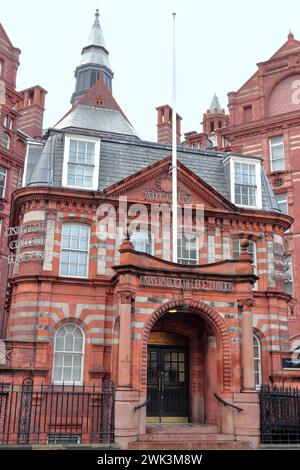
[0,378,115,445]
[260,385,300,444]
[213,393,243,412]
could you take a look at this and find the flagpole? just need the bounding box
[172,12,178,263]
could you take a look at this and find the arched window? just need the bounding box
[52,323,84,385]
[131,229,153,255]
[253,333,262,388]
[1,133,10,150]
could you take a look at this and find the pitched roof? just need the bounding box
[54,74,138,137]
[55,105,138,137]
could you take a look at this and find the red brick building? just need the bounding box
[0,11,299,450]
[0,24,46,336]
[184,33,300,353]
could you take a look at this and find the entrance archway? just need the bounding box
[141,299,232,424]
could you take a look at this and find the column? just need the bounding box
[239,299,255,391]
[117,291,133,388]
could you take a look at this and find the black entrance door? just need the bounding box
[147,347,189,420]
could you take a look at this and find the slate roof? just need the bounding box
[55,105,139,138]
[25,128,279,214]
[81,9,110,68]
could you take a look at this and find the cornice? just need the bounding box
[221,114,300,140]
[11,187,292,232]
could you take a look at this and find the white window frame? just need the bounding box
[62,134,100,191]
[275,193,288,215]
[22,140,44,187]
[0,166,7,198]
[1,132,10,150]
[285,255,293,295]
[253,333,262,389]
[230,156,262,209]
[177,233,199,265]
[269,135,285,172]
[52,323,85,386]
[59,223,90,279]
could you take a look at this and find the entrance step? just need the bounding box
[128,424,252,450]
[129,440,252,450]
[146,424,220,435]
[136,433,235,443]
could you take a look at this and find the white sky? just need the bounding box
[1,0,300,141]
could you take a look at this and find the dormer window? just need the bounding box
[62,134,100,190]
[227,156,262,209]
[234,162,257,206]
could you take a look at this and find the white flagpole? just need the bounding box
[172,12,178,263]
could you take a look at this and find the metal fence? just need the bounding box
[260,385,300,444]
[0,378,115,445]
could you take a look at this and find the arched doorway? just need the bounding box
[142,299,232,425]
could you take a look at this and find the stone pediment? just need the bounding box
[104,156,234,211]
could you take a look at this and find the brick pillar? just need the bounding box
[115,288,140,449]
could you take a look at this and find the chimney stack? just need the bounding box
[15,85,47,138]
[156,104,182,145]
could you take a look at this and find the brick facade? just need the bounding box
[217,33,300,343]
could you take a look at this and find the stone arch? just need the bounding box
[141,298,232,392]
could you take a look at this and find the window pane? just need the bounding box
[74,337,83,352]
[272,159,285,171]
[73,354,82,367]
[73,367,82,382]
[65,334,74,352]
[270,136,283,146]
[55,338,64,352]
[53,367,62,382]
[63,367,72,382]
[54,352,63,366]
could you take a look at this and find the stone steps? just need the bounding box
[146,424,220,435]
[129,425,252,450]
[137,433,235,442]
[129,440,252,450]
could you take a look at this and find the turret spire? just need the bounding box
[71,9,114,105]
[209,93,222,113]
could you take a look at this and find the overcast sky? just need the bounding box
[1,0,300,141]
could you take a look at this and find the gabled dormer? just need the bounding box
[223,153,264,210]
